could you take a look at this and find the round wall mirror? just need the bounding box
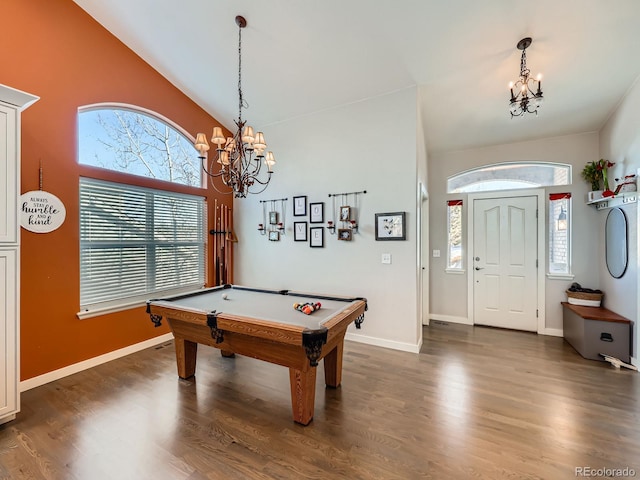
[605,207,628,278]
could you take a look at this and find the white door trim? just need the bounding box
[467,188,546,334]
[419,181,429,326]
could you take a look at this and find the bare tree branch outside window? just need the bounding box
[78,108,201,187]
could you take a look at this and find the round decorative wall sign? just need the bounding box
[20,190,66,233]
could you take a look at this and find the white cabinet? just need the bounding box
[0,104,18,243]
[0,250,18,420]
[0,84,38,425]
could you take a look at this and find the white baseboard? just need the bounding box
[632,356,638,370]
[20,333,174,392]
[346,332,421,354]
[429,313,472,325]
[0,413,16,426]
[542,328,563,337]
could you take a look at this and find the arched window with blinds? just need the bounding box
[77,104,206,318]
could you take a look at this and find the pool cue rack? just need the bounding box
[211,200,237,286]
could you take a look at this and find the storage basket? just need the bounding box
[566,290,603,307]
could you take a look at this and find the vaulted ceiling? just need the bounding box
[72,0,640,154]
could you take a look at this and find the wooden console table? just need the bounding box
[561,302,631,363]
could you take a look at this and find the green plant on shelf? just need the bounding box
[581,159,614,192]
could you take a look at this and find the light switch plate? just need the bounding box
[381,253,391,264]
[433,249,441,257]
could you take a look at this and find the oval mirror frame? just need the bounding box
[605,207,628,279]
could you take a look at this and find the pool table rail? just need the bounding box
[147,297,366,353]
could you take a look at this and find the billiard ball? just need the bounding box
[222,293,228,300]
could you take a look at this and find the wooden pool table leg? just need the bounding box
[324,340,344,388]
[289,366,317,425]
[174,337,197,379]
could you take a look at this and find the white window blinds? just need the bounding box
[80,178,206,311]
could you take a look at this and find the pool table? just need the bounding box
[146,285,367,425]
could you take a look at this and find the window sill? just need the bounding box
[77,285,205,320]
[445,268,466,275]
[77,300,147,320]
[546,273,575,281]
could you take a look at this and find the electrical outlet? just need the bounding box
[381,253,391,264]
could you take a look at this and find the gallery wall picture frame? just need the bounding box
[293,196,307,216]
[294,221,308,242]
[268,230,280,241]
[337,228,352,241]
[269,211,278,225]
[375,211,406,241]
[310,227,324,247]
[309,202,324,223]
[339,206,351,221]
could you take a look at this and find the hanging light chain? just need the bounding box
[520,48,530,80]
[194,15,274,198]
[238,21,243,123]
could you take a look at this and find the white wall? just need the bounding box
[599,77,640,364]
[428,132,600,332]
[234,88,422,352]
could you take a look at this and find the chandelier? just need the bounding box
[194,15,275,198]
[508,37,543,118]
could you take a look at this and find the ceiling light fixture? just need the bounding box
[508,37,543,118]
[195,15,275,198]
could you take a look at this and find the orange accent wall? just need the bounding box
[1,0,232,380]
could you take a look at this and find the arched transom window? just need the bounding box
[78,104,202,187]
[447,162,571,193]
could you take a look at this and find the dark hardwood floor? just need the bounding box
[1,322,639,479]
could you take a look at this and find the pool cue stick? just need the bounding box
[226,204,232,282]
[228,208,238,243]
[224,203,230,283]
[225,206,233,283]
[227,207,232,284]
[213,199,219,285]
[219,204,225,285]
[217,202,222,285]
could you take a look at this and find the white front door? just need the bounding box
[472,196,538,331]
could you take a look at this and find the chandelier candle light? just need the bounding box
[195,15,275,198]
[508,37,543,117]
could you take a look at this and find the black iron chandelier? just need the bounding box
[195,15,275,198]
[508,37,543,118]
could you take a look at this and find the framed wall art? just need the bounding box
[337,228,352,241]
[310,227,324,247]
[339,206,350,221]
[269,211,278,225]
[293,196,307,216]
[294,221,308,242]
[268,230,280,241]
[309,202,324,223]
[375,212,406,241]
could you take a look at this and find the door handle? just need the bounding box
[475,267,484,270]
